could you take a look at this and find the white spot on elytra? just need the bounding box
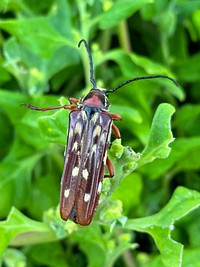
[72,166,79,177]
[99,116,103,124]
[68,128,73,139]
[64,189,70,198]
[84,193,90,202]
[93,125,101,138]
[97,182,102,194]
[75,122,82,135]
[72,141,78,151]
[100,132,106,143]
[76,112,81,119]
[92,144,97,153]
[81,110,87,121]
[103,151,107,165]
[91,112,99,123]
[96,161,99,169]
[82,169,89,180]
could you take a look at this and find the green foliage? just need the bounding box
[0,0,200,267]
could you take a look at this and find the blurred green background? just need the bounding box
[0,0,200,266]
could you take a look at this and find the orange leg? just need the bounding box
[112,123,121,138]
[21,103,77,112]
[110,113,122,138]
[68,97,79,105]
[21,96,80,112]
[110,113,122,121]
[104,157,114,178]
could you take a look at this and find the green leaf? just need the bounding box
[112,173,143,214]
[173,104,200,136]
[0,18,67,57]
[110,104,142,124]
[3,37,78,93]
[124,186,200,267]
[0,208,59,258]
[97,200,123,225]
[183,249,200,267]
[71,224,137,267]
[1,1,200,265]
[0,138,43,217]
[174,53,200,82]
[138,103,175,167]
[99,0,151,29]
[0,3,79,94]
[24,243,70,267]
[71,224,106,267]
[129,53,184,101]
[2,248,26,267]
[0,89,30,124]
[176,1,200,17]
[38,108,68,146]
[20,94,67,146]
[96,49,183,102]
[108,139,141,195]
[0,0,28,13]
[139,137,200,180]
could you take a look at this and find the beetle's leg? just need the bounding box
[21,103,77,111]
[112,123,121,138]
[68,97,79,105]
[110,113,122,121]
[104,157,114,178]
[110,113,122,138]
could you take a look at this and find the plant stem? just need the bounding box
[123,250,136,267]
[117,20,132,52]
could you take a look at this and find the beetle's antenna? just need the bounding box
[106,75,179,93]
[78,39,97,88]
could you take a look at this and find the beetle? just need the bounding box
[22,39,178,225]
